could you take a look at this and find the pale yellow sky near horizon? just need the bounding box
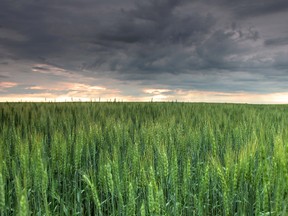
[1,81,288,104]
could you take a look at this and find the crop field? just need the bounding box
[0,102,287,215]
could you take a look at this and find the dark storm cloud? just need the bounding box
[0,0,264,74]
[87,0,216,72]
[86,0,262,76]
[0,0,218,73]
[273,53,288,70]
[97,0,209,45]
[265,37,288,46]
[0,74,9,79]
[195,28,259,70]
[0,0,288,95]
[207,0,288,18]
[0,0,121,58]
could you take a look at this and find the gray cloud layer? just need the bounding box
[1,0,288,95]
[217,0,288,17]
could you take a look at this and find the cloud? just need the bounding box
[0,82,18,91]
[273,52,288,70]
[265,37,288,46]
[0,0,288,99]
[0,74,9,79]
[1,80,119,101]
[0,28,28,42]
[85,0,217,75]
[85,1,264,79]
[143,88,172,94]
[195,28,259,70]
[206,0,288,18]
[0,0,271,74]
[0,0,217,74]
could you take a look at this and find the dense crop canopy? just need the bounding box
[0,102,287,215]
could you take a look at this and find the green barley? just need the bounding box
[0,173,5,212]
[140,202,146,216]
[127,182,135,216]
[82,174,102,214]
[18,191,29,216]
[0,102,287,215]
[148,182,155,214]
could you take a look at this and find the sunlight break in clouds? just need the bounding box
[1,81,288,103]
[0,82,18,91]
[142,89,288,104]
[32,64,87,80]
[143,88,172,94]
[25,83,106,92]
[1,91,288,104]
[13,82,117,102]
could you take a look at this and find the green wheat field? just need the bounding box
[0,102,287,215]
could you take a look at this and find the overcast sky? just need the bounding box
[0,0,288,103]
